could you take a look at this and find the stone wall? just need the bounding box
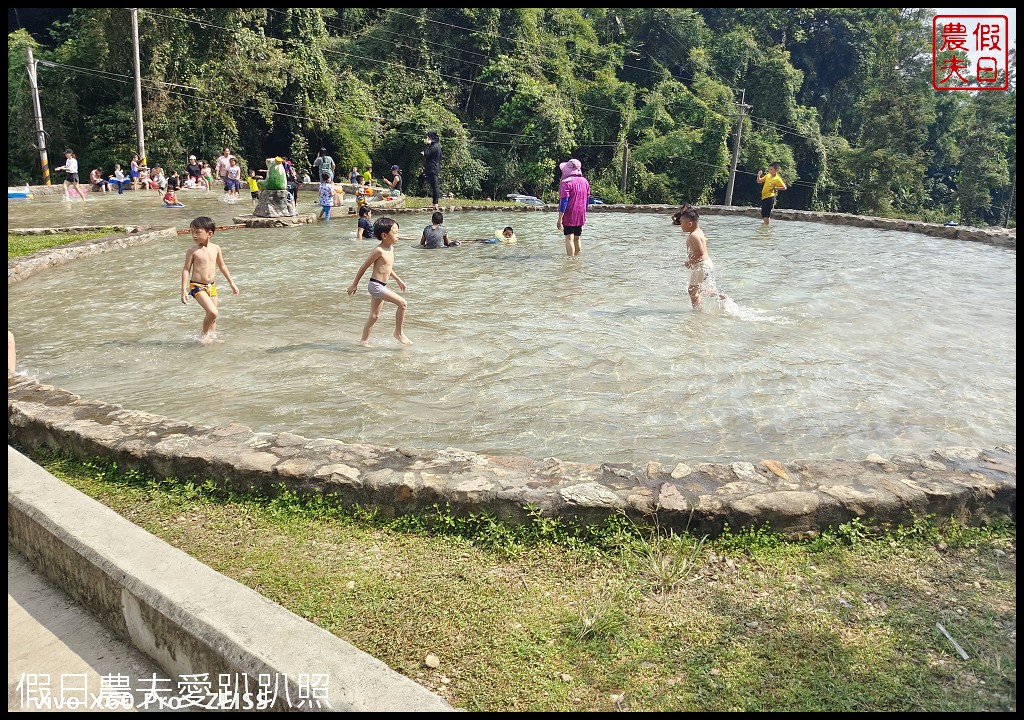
[7,374,1015,538]
[9,226,177,285]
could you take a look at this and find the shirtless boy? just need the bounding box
[347,216,412,346]
[180,216,239,342]
[680,204,728,309]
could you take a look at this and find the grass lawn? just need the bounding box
[24,449,1017,713]
[8,228,119,259]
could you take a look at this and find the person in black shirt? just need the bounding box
[185,155,203,181]
[421,131,441,209]
[384,164,403,195]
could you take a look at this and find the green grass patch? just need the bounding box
[8,228,120,259]
[21,448,1017,712]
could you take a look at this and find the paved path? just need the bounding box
[8,545,163,712]
[8,446,457,713]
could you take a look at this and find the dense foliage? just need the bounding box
[7,8,1016,225]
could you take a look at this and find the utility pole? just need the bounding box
[620,139,629,196]
[26,45,51,186]
[1004,174,1015,228]
[724,89,751,206]
[131,8,146,165]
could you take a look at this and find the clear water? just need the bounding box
[8,194,1017,465]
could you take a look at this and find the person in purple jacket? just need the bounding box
[556,158,590,257]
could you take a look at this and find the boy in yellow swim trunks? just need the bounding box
[180,216,239,343]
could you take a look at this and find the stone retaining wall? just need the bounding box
[7,374,1016,538]
[7,216,1016,538]
[8,226,177,285]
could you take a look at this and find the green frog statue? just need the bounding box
[263,156,288,191]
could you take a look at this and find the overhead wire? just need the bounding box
[39,8,991,214]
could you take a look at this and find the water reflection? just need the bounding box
[7,206,1017,465]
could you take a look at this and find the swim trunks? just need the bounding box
[688,260,720,296]
[188,280,217,298]
[367,278,388,299]
[761,196,776,219]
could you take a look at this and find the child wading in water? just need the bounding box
[347,216,411,346]
[679,204,729,310]
[180,216,239,343]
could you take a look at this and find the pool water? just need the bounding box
[7,202,1017,465]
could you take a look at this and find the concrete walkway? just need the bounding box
[8,544,167,712]
[7,446,457,713]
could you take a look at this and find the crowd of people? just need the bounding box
[52,147,413,217]
[41,133,785,345]
[52,146,313,205]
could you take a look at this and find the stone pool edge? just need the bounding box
[7,373,1016,538]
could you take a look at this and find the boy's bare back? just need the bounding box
[685,226,709,267]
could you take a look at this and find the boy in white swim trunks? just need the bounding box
[680,204,729,310]
[347,216,412,346]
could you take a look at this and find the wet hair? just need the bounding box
[189,216,216,233]
[321,173,330,183]
[671,211,682,225]
[359,205,371,217]
[373,216,398,238]
[503,226,514,234]
[679,204,699,223]
[431,211,444,225]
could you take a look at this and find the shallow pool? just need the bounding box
[7,207,1016,465]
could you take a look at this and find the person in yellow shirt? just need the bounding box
[246,169,261,205]
[756,162,787,226]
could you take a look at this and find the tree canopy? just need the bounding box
[7,8,1016,225]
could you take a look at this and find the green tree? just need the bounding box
[954,92,1011,225]
[8,29,40,184]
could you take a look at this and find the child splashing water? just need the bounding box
[679,204,735,312]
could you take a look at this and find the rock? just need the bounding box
[253,189,297,218]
